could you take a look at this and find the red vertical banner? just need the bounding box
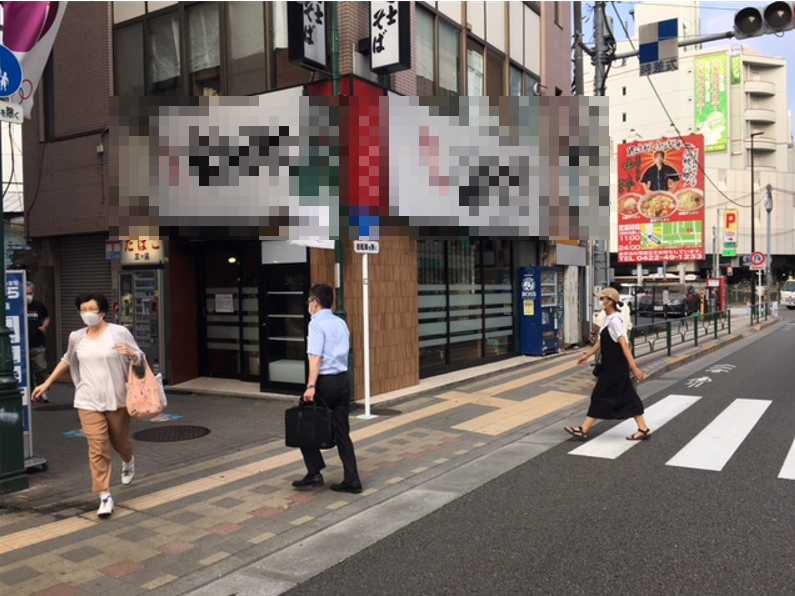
[616,135,705,263]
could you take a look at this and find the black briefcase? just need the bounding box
[285,397,336,450]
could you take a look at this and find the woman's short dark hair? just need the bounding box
[75,292,110,314]
[308,284,334,310]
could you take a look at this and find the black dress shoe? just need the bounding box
[330,480,363,494]
[291,473,324,488]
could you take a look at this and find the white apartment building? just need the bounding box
[584,1,795,280]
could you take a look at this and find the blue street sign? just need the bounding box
[0,45,23,98]
[6,271,29,435]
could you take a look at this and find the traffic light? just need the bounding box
[734,2,795,38]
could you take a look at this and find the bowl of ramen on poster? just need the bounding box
[638,191,678,221]
[617,193,643,219]
[675,188,704,214]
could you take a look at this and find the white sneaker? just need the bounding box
[97,495,114,518]
[121,461,135,485]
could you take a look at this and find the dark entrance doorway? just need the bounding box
[259,262,310,393]
[198,242,261,380]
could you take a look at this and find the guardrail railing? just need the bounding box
[630,310,734,358]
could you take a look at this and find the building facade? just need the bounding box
[24,1,577,399]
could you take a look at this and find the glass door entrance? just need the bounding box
[199,242,260,380]
[259,263,309,392]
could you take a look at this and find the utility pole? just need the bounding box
[593,1,608,97]
[573,2,585,96]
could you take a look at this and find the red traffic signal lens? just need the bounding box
[735,7,764,36]
[764,1,793,30]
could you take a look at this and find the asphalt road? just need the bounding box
[282,309,795,596]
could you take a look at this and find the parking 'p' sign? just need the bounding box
[0,45,23,98]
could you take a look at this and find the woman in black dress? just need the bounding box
[565,287,650,441]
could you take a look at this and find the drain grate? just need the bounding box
[133,425,211,442]
[369,408,401,417]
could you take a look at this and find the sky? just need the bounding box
[582,1,795,139]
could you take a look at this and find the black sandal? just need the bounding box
[565,426,589,441]
[626,428,652,441]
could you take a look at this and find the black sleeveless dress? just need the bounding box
[587,315,644,419]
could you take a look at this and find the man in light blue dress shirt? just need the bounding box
[291,284,362,494]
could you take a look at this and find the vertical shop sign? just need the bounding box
[730,55,742,85]
[370,1,411,73]
[694,54,728,153]
[288,1,328,70]
[6,271,30,452]
[723,209,738,257]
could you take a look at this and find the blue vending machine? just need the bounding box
[520,267,560,356]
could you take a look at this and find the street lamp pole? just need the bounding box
[765,184,773,316]
[750,131,762,310]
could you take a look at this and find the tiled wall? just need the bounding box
[310,236,419,399]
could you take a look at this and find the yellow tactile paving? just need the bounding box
[289,515,315,526]
[142,574,179,590]
[478,359,580,396]
[0,517,95,555]
[453,390,587,436]
[200,552,231,566]
[437,390,516,409]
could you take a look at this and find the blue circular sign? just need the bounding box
[0,45,23,99]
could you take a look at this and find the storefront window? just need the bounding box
[482,238,514,357]
[448,238,483,365]
[418,240,447,370]
[418,238,514,376]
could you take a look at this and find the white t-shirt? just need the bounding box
[594,302,632,331]
[73,328,120,411]
[600,312,627,344]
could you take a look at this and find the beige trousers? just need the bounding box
[78,409,134,492]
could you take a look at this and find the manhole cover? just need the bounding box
[369,408,401,417]
[133,425,211,442]
[33,404,74,412]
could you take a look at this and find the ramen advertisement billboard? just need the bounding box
[616,135,705,263]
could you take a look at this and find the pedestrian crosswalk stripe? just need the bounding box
[666,398,771,472]
[569,394,702,460]
[777,437,795,480]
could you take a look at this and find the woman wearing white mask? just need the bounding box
[32,293,144,518]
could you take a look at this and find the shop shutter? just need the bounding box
[58,235,112,353]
